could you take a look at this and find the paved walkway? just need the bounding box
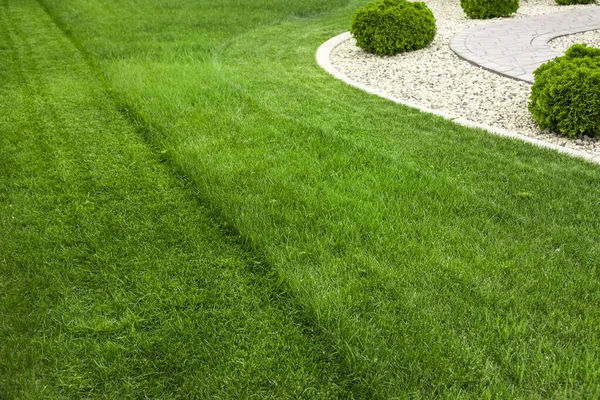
[450,8,600,83]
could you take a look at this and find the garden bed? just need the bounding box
[330,0,600,156]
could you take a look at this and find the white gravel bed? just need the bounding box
[329,0,600,157]
[549,29,600,52]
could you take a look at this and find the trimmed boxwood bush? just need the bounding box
[350,0,436,56]
[555,0,594,4]
[460,0,519,19]
[529,44,600,138]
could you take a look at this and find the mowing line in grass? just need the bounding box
[0,0,359,397]
[24,0,600,397]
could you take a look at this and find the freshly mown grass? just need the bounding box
[0,1,353,398]
[3,0,600,397]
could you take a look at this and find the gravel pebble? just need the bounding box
[549,29,600,52]
[329,0,600,157]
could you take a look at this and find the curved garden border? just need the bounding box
[316,31,600,165]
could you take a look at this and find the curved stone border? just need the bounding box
[316,32,600,165]
[450,8,600,83]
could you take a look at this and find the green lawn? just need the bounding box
[0,1,350,398]
[2,0,600,398]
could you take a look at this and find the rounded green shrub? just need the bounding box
[555,0,594,4]
[529,44,600,138]
[350,0,436,56]
[460,0,519,19]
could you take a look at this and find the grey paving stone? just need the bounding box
[449,8,600,83]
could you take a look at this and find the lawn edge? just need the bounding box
[316,32,600,165]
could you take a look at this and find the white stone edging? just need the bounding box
[316,32,600,165]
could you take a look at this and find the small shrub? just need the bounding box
[555,0,594,5]
[350,0,436,56]
[529,44,600,138]
[460,0,519,19]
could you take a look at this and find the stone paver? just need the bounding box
[450,8,600,83]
